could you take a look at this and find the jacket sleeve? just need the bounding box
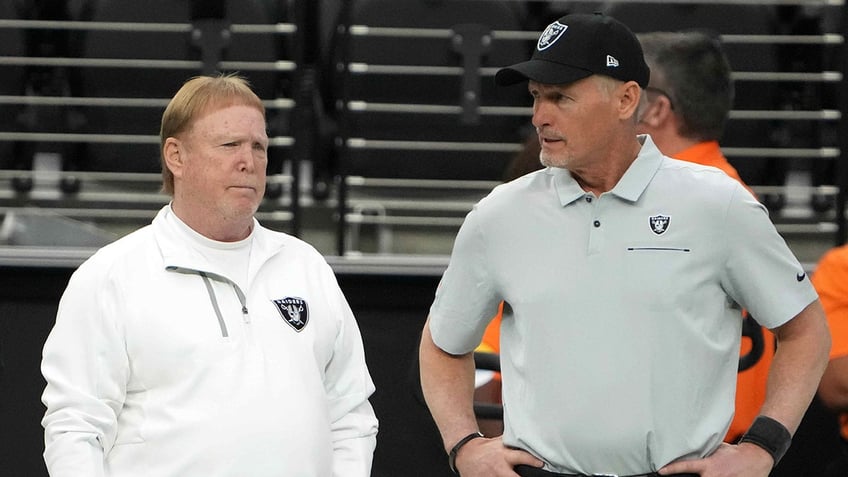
[319,263,379,477]
[41,261,129,477]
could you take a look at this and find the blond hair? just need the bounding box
[159,73,265,195]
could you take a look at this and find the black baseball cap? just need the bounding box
[495,12,650,88]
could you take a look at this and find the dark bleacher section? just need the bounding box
[776,5,842,214]
[327,0,537,254]
[81,0,282,174]
[0,1,25,173]
[329,0,529,181]
[1,0,93,193]
[80,0,192,174]
[0,0,844,252]
[0,0,297,236]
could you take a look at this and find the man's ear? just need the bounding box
[637,92,673,128]
[619,81,643,120]
[651,93,675,124]
[638,97,661,127]
[163,137,184,179]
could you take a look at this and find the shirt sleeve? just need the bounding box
[319,263,379,477]
[429,206,501,355]
[41,261,128,477]
[721,185,818,329]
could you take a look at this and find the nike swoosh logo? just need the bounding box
[797,272,806,282]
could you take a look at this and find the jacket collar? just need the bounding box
[152,205,287,277]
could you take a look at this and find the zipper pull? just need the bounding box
[231,284,250,324]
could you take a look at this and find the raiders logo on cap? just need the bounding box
[272,297,309,332]
[537,21,568,51]
[649,214,670,235]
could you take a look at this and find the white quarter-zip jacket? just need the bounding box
[41,206,378,477]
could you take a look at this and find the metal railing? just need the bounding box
[0,1,844,263]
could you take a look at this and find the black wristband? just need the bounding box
[739,415,792,467]
[448,431,484,475]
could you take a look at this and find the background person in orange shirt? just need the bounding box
[812,243,848,476]
[476,30,773,444]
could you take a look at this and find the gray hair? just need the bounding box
[637,31,734,141]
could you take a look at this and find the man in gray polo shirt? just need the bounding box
[418,12,831,477]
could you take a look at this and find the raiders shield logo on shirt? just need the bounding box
[272,297,309,332]
[649,215,670,235]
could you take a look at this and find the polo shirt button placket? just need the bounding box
[586,194,603,254]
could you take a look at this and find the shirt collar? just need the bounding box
[552,134,665,206]
[612,134,664,203]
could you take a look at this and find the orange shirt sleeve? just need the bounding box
[811,245,848,439]
[726,324,775,442]
[812,245,848,360]
[477,302,503,353]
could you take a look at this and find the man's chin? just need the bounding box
[227,197,261,216]
[539,153,561,168]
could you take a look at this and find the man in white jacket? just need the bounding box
[41,74,378,477]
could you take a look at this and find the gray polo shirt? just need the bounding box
[429,135,817,475]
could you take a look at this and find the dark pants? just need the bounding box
[514,464,699,477]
